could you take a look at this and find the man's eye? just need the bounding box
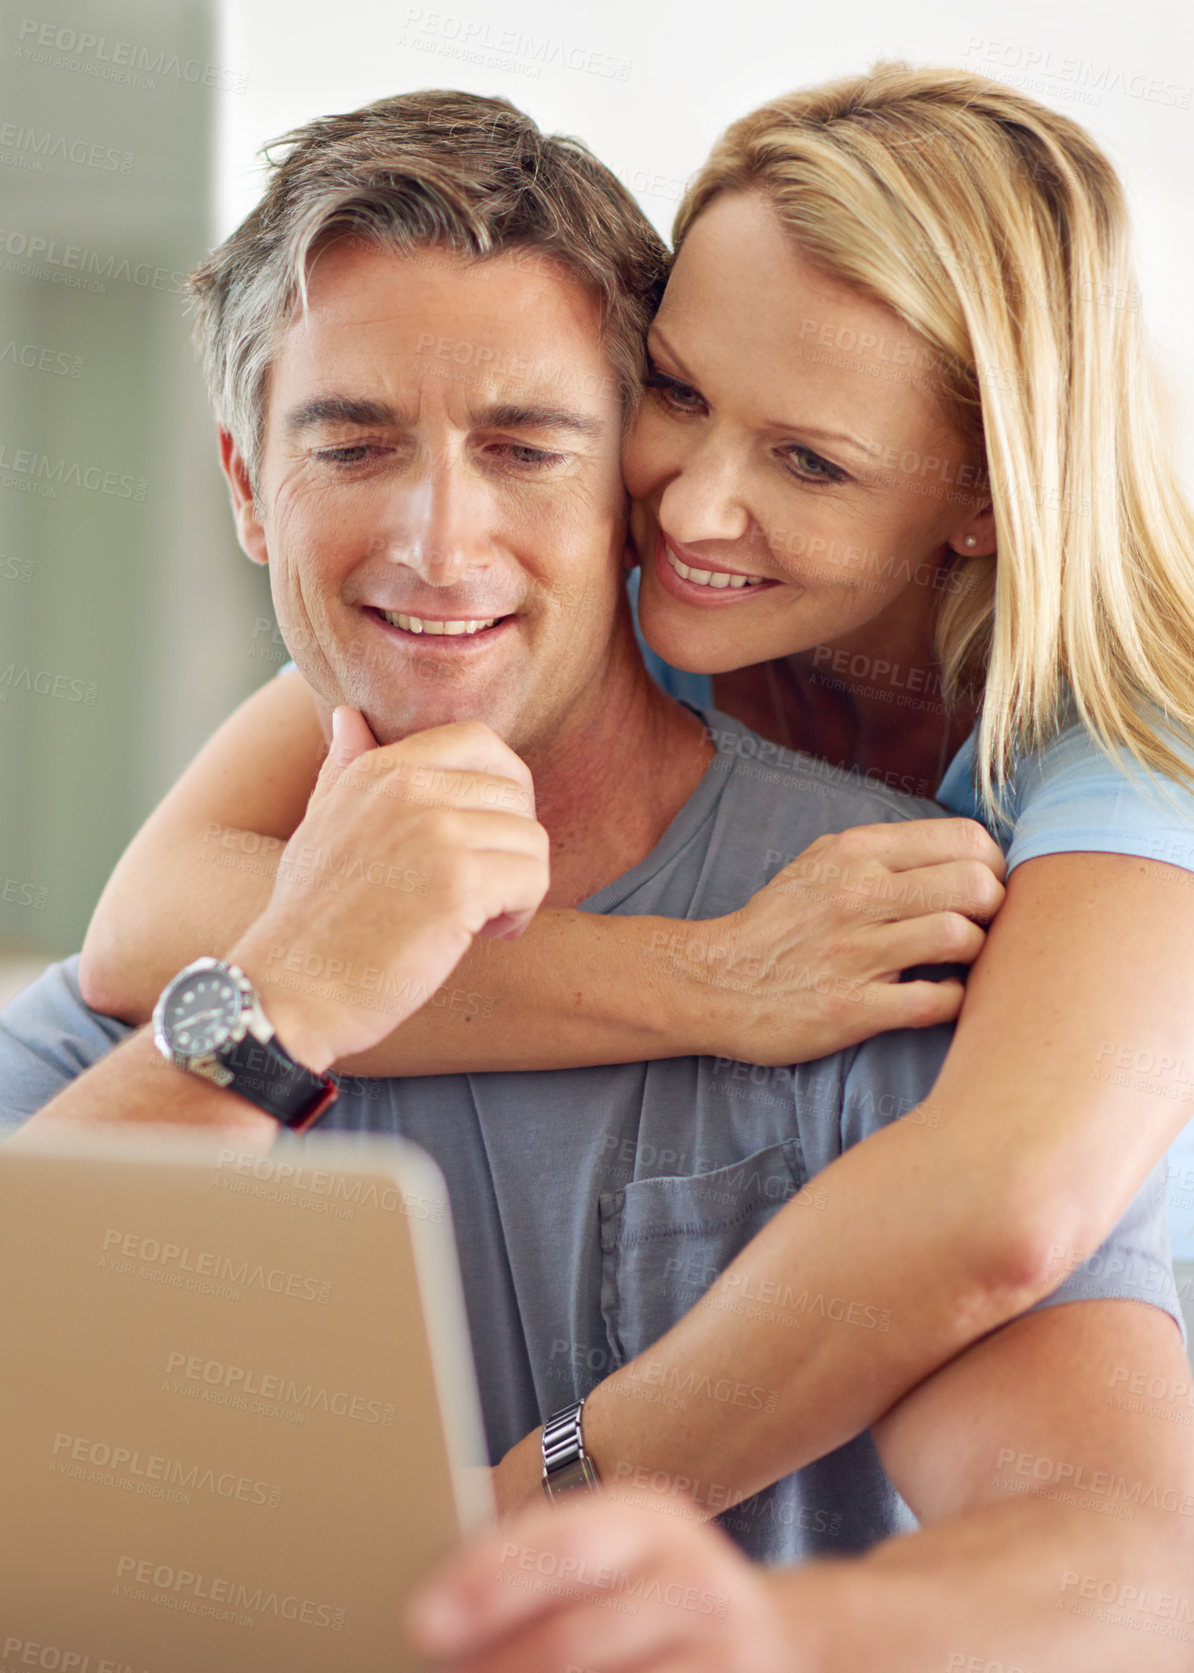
[491,443,565,467]
[645,369,705,415]
[314,444,384,465]
[782,445,848,486]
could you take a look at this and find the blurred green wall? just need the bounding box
[0,0,274,957]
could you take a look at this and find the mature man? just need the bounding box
[1,93,1191,1668]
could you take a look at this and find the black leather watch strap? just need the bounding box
[220,1031,338,1131]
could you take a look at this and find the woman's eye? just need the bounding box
[645,369,706,415]
[782,445,848,486]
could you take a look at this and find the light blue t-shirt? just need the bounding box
[626,570,1194,1259]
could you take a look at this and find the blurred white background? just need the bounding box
[2,0,1193,1288]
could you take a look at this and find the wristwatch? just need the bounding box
[541,1399,601,1500]
[152,957,338,1132]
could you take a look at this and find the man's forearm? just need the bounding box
[773,1494,1193,1673]
[9,1026,278,1151]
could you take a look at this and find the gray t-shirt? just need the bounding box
[0,709,1181,1566]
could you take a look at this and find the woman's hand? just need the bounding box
[683,817,1006,1064]
[405,1494,795,1673]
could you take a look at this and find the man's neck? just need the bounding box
[523,618,715,909]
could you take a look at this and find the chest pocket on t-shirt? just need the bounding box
[597,1138,806,1367]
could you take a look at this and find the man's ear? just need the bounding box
[947,500,997,559]
[218,429,269,567]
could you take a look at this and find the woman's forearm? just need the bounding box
[82,811,1001,1074]
[499,851,1194,1514]
[499,1097,1054,1512]
[336,907,706,1073]
[80,824,713,1068]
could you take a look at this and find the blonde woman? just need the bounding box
[78,64,1194,1547]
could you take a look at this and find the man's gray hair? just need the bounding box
[188,90,670,487]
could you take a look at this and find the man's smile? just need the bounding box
[374,608,507,636]
[362,604,518,650]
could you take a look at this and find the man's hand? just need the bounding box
[229,709,550,1073]
[405,1492,793,1673]
[693,817,1006,1063]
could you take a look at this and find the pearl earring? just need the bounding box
[963,535,977,549]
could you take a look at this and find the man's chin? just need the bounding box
[362,695,517,749]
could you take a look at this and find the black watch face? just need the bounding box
[165,969,243,1057]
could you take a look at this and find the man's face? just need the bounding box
[232,241,627,753]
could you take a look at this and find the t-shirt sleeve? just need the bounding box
[937,716,1194,877]
[0,955,135,1131]
[1030,1160,1185,1346]
[1005,720,1194,875]
[839,1029,1185,1346]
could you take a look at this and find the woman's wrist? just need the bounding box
[634,911,755,1060]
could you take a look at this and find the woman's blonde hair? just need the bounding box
[675,63,1194,815]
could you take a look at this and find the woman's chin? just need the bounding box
[636,578,790,676]
[638,601,750,676]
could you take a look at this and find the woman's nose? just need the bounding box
[657,435,753,547]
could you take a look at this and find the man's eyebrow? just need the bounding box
[649,325,875,463]
[476,402,604,440]
[283,396,604,441]
[284,396,402,432]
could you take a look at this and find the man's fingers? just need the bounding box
[405,1498,764,1673]
[407,1500,685,1658]
[367,720,536,806]
[426,1593,684,1673]
[466,850,551,941]
[393,765,534,818]
[310,717,537,817]
[418,810,549,938]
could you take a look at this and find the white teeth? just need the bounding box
[378,610,500,636]
[665,544,766,590]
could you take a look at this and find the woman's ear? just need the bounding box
[948,501,997,559]
[218,429,269,567]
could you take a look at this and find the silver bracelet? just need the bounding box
[541,1398,601,1499]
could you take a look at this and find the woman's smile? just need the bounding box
[653,528,779,606]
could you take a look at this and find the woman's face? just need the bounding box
[624,191,993,674]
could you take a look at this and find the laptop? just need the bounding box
[0,1131,494,1670]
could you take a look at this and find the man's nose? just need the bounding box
[658,433,753,547]
[377,447,497,586]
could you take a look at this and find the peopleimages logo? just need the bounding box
[0,440,147,499]
[14,17,248,94]
[100,1229,332,1304]
[165,1350,397,1428]
[1,1638,140,1672]
[114,1556,345,1630]
[51,1431,283,1509]
[0,228,187,295]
